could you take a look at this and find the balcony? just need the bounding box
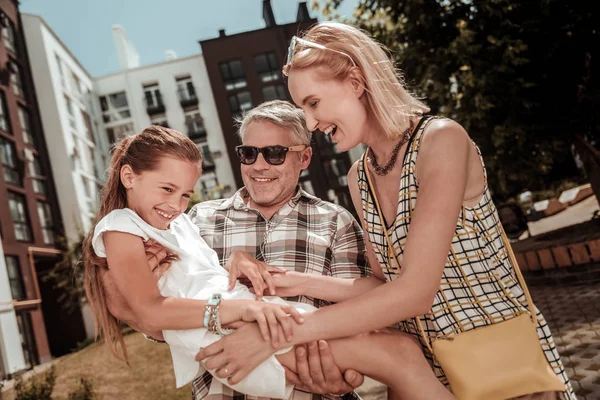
[177,87,198,107]
[202,161,216,172]
[144,93,165,115]
[186,120,207,142]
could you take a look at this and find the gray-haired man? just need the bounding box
[188,100,370,400]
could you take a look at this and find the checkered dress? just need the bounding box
[357,116,575,399]
[188,187,369,400]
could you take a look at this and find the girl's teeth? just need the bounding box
[156,209,172,219]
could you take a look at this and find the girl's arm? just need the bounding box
[103,231,302,343]
[104,231,243,333]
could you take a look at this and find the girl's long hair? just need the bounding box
[284,21,430,139]
[82,125,201,361]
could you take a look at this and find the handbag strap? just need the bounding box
[361,150,538,352]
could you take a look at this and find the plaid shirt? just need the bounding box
[188,186,369,400]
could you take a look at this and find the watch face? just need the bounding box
[208,293,222,306]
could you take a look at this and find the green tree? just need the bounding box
[314,0,598,200]
[45,235,86,313]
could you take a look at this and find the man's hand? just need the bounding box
[284,340,364,396]
[196,322,278,385]
[225,251,285,299]
[144,239,171,280]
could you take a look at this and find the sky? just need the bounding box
[20,0,359,77]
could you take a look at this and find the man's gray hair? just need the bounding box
[236,100,312,146]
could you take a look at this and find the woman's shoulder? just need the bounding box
[420,117,470,153]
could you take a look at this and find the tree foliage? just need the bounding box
[314,0,598,199]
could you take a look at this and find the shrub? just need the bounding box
[14,366,56,400]
[67,377,96,400]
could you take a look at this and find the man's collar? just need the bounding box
[218,185,314,212]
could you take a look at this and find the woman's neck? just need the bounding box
[365,118,416,163]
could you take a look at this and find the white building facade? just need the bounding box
[21,14,110,244]
[94,27,236,200]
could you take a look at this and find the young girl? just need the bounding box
[83,126,453,399]
[195,22,575,400]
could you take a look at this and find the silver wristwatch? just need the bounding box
[204,293,233,336]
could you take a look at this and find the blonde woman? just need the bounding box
[197,22,574,399]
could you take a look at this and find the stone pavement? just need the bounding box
[356,281,600,400]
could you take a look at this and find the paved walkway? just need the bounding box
[357,281,600,400]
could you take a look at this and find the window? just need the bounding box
[176,77,197,104]
[199,175,220,199]
[143,83,164,110]
[55,54,66,88]
[2,18,16,53]
[29,155,46,195]
[70,136,81,171]
[219,60,247,91]
[18,107,34,145]
[100,92,131,123]
[228,91,252,114]
[83,144,95,174]
[81,176,92,198]
[185,109,205,140]
[10,61,24,98]
[254,52,280,83]
[71,73,81,96]
[8,192,32,241]
[106,122,134,145]
[37,201,55,245]
[0,91,9,132]
[81,110,95,143]
[0,137,21,186]
[5,256,26,301]
[200,144,214,167]
[262,85,287,101]
[65,95,77,129]
[16,312,38,369]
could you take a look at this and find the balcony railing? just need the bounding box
[177,87,198,107]
[144,93,165,115]
[202,161,216,172]
[186,121,207,141]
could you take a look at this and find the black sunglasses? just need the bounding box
[235,145,307,166]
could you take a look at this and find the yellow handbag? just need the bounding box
[363,158,565,400]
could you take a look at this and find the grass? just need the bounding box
[2,333,190,400]
[1,332,388,400]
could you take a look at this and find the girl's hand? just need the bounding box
[226,251,285,299]
[240,301,304,347]
[271,271,309,297]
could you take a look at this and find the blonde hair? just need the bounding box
[82,126,201,361]
[236,100,312,146]
[283,22,430,139]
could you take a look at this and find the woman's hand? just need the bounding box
[225,251,285,299]
[271,271,309,297]
[196,322,281,385]
[240,301,304,347]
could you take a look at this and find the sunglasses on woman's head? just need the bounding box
[286,36,357,68]
[235,145,307,166]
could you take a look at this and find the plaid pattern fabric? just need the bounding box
[357,116,575,399]
[188,187,369,400]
